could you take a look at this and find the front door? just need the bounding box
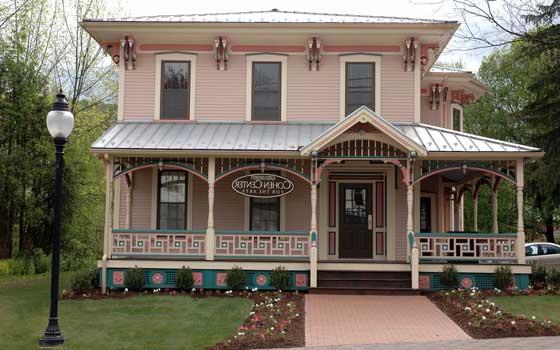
[339,183,373,258]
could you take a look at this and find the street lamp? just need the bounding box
[39,90,74,347]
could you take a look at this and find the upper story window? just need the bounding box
[340,55,381,118]
[252,62,282,121]
[155,53,197,120]
[451,104,463,131]
[161,61,190,120]
[246,54,287,122]
[158,170,187,230]
[345,62,375,115]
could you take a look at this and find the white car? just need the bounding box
[525,242,560,267]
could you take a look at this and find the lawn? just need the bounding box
[0,273,253,350]
[489,295,560,323]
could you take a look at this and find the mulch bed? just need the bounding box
[62,288,305,349]
[428,288,560,338]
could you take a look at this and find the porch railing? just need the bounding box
[111,229,206,258]
[415,232,517,262]
[214,230,309,259]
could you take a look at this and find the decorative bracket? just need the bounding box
[307,37,321,71]
[120,35,136,70]
[403,38,419,72]
[429,84,448,110]
[214,37,229,71]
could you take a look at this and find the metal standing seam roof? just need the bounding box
[91,121,539,153]
[84,9,453,24]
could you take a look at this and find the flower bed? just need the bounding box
[429,288,560,338]
[62,288,304,349]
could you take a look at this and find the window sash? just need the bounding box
[452,108,462,131]
[250,197,280,231]
[252,62,282,121]
[160,61,190,120]
[157,170,187,230]
[345,62,375,116]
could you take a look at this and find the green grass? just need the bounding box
[489,295,560,323]
[0,273,253,349]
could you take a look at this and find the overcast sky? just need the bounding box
[121,0,491,72]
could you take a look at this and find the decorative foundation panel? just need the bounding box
[419,272,529,290]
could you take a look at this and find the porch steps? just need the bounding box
[312,270,419,295]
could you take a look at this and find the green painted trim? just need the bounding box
[416,232,517,238]
[215,255,309,260]
[113,229,207,234]
[215,230,308,236]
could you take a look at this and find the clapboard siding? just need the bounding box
[421,96,441,126]
[129,169,153,229]
[381,55,415,122]
[123,54,156,120]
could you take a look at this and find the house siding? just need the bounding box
[128,169,153,229]
[123,53,156,120]
[380,55,415,122]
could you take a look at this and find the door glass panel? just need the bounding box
[344,188,367,224]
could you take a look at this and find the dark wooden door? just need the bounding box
[339,183,373,258]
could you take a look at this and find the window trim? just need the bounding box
[450,103,463,131]
[339,54,381,119]
[246,54,287,122]
[156,170,188,230]
[249,196,281,231]
[344,61,375,117]
[154,52,197,121]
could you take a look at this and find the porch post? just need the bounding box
[310,183,318,288]
[449,188,455,231]
[206,157,216,261]
[491,176,499,233]
[101,155,113,294]
[516,159,526,264]
[472,193,478,232]
[407,183,418,289]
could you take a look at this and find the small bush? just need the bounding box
[33,249,50,274]
[71,269,99,293]
[270,266,290,291]
[227,266,245,290]
[60,238,96,272]
[8,258,34,275]
[124,267,145,291]
[530,264,548,289]
[548,268,560,289]
[0,261,10,276]
[440,265,458,288]
[176,266,194,291]
[495,266,513,290]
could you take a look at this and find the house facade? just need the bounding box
[83,10,542,293]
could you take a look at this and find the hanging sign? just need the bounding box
[231,174,294,198]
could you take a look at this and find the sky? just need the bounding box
[120,0,492,72]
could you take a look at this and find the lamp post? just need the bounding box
[39,91,74,347]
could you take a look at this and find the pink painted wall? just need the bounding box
[284,174,313,231]
[122,53,416,122]
[420,96,441,126]
[129,169,153,229]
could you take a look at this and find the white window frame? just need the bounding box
[245,54,288,122]
[450,103,463,132]
[339,54,381,119]
[154,52,197,121]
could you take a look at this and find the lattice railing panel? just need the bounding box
[416,233,517,261]
[215,231,309,258]
[112,230,206,257]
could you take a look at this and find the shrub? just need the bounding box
[124,267,145,291]
[0,260,10,276]
[227,266,245,290]
[8,258,34,275]
[60,238,96,272]
[548,268,560,289]
[270,266,290,291]
[33,249,50,274]
[495,266,513,290]
[71,269,99,293]
[176,266,194,291]
[530,264,547,289]
[440,265,458,288]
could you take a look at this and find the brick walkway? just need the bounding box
[281,336,560,350]
[304,295,470,347]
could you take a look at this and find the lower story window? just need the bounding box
[420,197,432,233]
[250,197,280,231]
[158,171,187,229]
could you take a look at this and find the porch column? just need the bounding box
[472,193,478,232]
[101,156,113,294]
[491,176,499,233]
[206,157,216,261]
[516,160,526,264]
[407,183,419,289]
[449,188,455,231]
[310,183,318,288]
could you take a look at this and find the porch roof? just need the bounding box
[91,120,540,155]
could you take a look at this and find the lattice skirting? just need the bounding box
[419,272,529,290]
[101,268,310,291]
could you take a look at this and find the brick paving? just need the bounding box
[304,295,470,347]
[280,336,560,350]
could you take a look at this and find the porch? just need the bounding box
[93,108,539,292]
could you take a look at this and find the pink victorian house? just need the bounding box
[83,10,542,293]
